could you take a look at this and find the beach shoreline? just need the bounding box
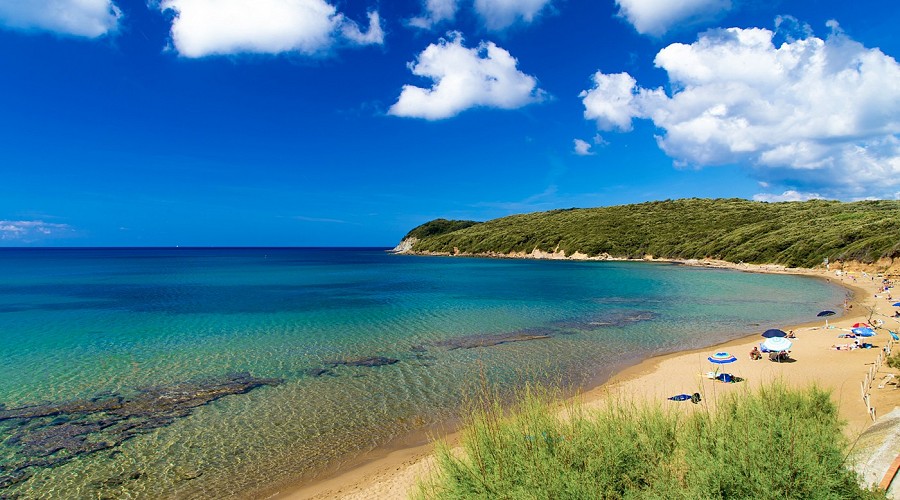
[275,261,900,499]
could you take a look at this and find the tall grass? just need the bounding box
[415,383,884,499]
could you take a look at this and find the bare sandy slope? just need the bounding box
[278,264,900,500]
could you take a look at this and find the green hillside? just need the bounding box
[401,198,900,268]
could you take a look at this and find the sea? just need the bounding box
[0,247,846,498]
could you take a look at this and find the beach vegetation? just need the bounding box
[404,218,482,240]
[887,353,900,370]
[415,382,884,499]
[403,198,900,268]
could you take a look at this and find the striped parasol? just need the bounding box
[708,352,737,364]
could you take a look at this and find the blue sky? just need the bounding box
[1,0,898,246]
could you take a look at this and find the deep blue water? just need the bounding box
[0,248,846,498]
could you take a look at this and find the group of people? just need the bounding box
[832,338,874,350]
[749,345,791,361]
[748,330,794,361]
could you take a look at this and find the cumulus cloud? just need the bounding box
[160,0,383,58]
[615,0,731,36]
[0,0,120,38]
[409,0,459,29]
[409,0,552,31]
[573,139,594,156]
[389,32,545,120]
[752,190,824,202]
[0,220,74,242]
[580,23,900,198]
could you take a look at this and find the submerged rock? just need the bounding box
[430,329,555,350]
[553,310,656,330]
[327,356,400,368]
[302,368,334,377]
[0,373,282,490]
[420,311,656,353]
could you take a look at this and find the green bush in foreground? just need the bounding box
[415,383,884,499]
[887,354,900,370]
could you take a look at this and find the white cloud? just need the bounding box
[573,139,594,156]
[580,23,900,198]
[409,0,458,29]
[160,0,383,58]
[0,220,74,242]
[615,0,731,36]
[0,0,120,38]
[293,215,347,223]
[341,11,384,45]
[752,190,823,202]
[409,0,552,31]
[473,0,553,31]
[579,72,656,132]
[389,32,545,120]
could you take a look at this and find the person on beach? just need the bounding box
[787,330,795,338]
[749,346,762,360]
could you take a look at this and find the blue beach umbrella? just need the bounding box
[762,337,792,352]
[762,329,787,338]
[817,310,836,328]
[708,352,737,364]
[852,327,876,337]
[892,302,900,307]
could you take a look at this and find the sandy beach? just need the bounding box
[279,262,900,499]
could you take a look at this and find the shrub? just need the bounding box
[415,382,884,499]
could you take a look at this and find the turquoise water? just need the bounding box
[0,248,845,498]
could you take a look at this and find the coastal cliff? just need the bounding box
[395,198,900,273]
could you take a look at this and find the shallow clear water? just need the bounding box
[0,248,845,498]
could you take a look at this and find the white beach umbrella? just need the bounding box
[761,337,792,352]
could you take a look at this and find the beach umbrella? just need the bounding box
[852,327,876,337]
[852,323,871,328]
[708,352,737,364]
[892,302,900,307]
[762,337,793,352]
[817,310,836,328]
[762,328,787,338]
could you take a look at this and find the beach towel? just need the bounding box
[668,393,702,404]
[890,331,899,341]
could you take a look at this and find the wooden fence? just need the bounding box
[862,336,895,423]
